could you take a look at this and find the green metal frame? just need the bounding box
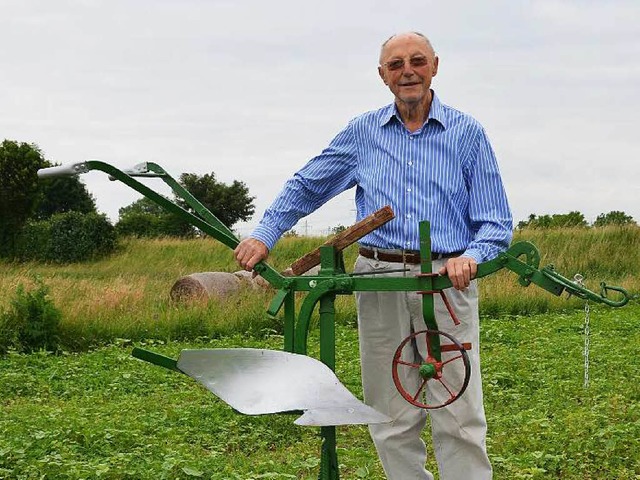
[40,161,632,480]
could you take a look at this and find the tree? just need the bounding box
[118,196,167,217]
[115,172,255,238]
[179,172,255,228]
[593,211,636,227]
[116,197,194,238]
[35,176,96,220]
[517,214,550,229]
[0,140,48,256]
[549,211,588,228]
[517,211,588,229]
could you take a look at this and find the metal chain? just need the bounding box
[574,274,591,388]
[583,300,591,388]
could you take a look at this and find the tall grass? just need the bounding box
[479,226,640,316]
[0,226,637,350]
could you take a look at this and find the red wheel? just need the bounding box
[392,329,471,409]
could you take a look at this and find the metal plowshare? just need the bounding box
[38,161,631,479]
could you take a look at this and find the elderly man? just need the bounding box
[235,32,512,480]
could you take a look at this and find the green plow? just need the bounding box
[38,161,632,480]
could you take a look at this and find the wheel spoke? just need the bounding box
[437,377,456,399]
[441,354,463,367]
[412,378,429,402]
[396,359,421,368]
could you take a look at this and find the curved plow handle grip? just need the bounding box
[37,162,89,178]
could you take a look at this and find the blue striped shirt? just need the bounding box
[252,93,513,263]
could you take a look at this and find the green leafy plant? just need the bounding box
[0,278,62,353]
[15,211,117,263]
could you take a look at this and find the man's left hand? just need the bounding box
[438,256,477,290]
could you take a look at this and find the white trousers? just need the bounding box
[354,255,492,480]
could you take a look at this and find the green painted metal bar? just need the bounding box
[109,161,238,241]
[418,222,441,361]
[144,162,239,240]
[317,246,342,480]
[92,160,240,248]
[319,293,339,479]
[267,288,290,317]
[277,243,629,308]
[319,295,337,371]
[319,426,339,480]
[132,347,181,373]
[82,160,286,289]
[294,280,335,356]
[282,290,296,353]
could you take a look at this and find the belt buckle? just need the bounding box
[402,249,418,264]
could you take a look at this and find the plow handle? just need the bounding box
[37,162,88,178]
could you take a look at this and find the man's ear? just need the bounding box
[378,66,388,85]
[432,56,439,77]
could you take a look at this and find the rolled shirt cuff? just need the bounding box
[461,248,483,264]
[249,224,281,251]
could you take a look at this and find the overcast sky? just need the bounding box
[2,0,639,236]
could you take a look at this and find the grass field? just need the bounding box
[1,305,639,479]
[1,227,639,478]
[0,226,638,351]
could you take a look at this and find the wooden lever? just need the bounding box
[286,205,395,276]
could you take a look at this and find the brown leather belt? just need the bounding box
[358,247,463,264]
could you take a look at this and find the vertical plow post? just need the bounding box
[317,245,342,480]
[419,221,441,358]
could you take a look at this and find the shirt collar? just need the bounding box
[379,91,448,130]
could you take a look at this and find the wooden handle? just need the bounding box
[287,205,395,276]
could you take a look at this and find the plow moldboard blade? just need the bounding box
[176,348,391,427]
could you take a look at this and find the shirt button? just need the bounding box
[408,161,413,166]
[407,187,412,192]
[406,213,412,219]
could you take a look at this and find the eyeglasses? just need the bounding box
[383,56,429,71]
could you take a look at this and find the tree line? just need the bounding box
[0,139,255,262]
[517,211,636,229]
[1,139,636,263]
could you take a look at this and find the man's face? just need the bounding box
[378,34,439,107]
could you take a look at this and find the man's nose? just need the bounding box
[402,62,415,75]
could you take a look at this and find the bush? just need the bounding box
[15,211,117,263]
[116,211,194,238]
[0,278,62,354]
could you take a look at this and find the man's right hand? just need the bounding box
[234,238,269,271]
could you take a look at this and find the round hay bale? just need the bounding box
[170,272,242,301]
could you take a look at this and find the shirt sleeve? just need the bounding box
[462,126,513,263]
[251,122,359,250]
